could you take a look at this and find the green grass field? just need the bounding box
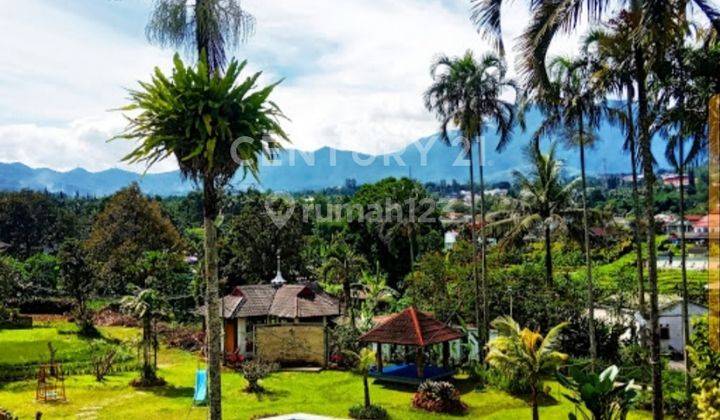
[0,323,654,419]
[0,321,137,366]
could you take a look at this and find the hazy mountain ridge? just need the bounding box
[0,108,670,196]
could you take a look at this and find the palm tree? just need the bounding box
[355,348,377,409]
[115,54,287,419]
[472,3,720,415]
[356,267,397,328]
[146,0,255,73]
[380,184,425,268]
[584,14,647,320]
[121,279,165,384]
[489,139,579,285]
[531,54,605,367]
[322,234,368,329]
[424,50,520,349]
[485,316,568,420]
[658,39,717,399]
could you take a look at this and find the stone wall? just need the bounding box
[255,324,327,366]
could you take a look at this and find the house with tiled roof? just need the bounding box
[215,256,340,358]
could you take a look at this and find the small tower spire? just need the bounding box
[271,249,286,288]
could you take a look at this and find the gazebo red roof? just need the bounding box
[359,307,463,346]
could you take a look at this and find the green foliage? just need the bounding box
[84,184,185,294]
[556,365,637,420]
[348,404,388,419]
[688,316,720,419]
[240,360,278,393]
[348,177,441,285]
[328,325,361,369]
[321,234,367,327]
[220,191,307,285]
[58,239,97,335]
[405,251,472,323]
[617,344,652,384]
[22,252,60,296]
[486,317,568,418]
[0,257,22,319]
[0,191,78,259]
[116,53,287,189]
[89,340,124,382]
[412,381,468,415]
[559,317,624,363]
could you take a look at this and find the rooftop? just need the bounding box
[359,307,463,346]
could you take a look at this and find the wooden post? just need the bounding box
[442,341,450,369]
[416,347,425,378]
[376,343,383,373]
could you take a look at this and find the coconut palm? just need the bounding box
[485,316,568,420]
[531,54,605,367]
[146,0,255,73]
[472,4,720,416]
[115,54,287,418]
[489,139,579,285]
[424,50,520,349]
[657,39,719,398]
[121,279,165,383]
[322,234,368,329]
[584,13,647,320]
[355,348,376,409]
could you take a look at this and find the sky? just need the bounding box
[0,0,589,173]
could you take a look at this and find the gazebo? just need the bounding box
[358,307,464,385]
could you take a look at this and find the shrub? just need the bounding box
[240,359,278,393]
[89,340,120,381]
[559,317,623,362]
[161,325,203,352]
[348,404,388,420]
[328,325,361,369]
[486,365,531,395]
[412,380,467,415]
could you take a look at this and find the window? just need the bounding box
[660,325,670,340]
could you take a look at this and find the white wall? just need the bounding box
[658,303,707,353]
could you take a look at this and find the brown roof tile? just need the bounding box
[359,307,463,346]
[218,284,340,320]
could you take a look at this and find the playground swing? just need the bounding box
[36,362,66,402]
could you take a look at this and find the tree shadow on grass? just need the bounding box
[140,384,194,399]
[246,388,291,402]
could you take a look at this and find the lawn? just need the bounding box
[0,321,138,366]
[0,323,654,419]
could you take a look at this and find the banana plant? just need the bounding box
[556,365,637,420]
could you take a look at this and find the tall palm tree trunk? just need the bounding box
[635,46,663,420]
[142,314,153,381]
[477,139,488,347]
[345,277,356,329]
[544,224,553,285]
[203,177,222,420]
[578,116,597,368]
[626,83,646,319]
[673,42,692,400]
[363,373,371,408]
[678,118,692,401]
[467,144,482,360]
[531,384,539,420]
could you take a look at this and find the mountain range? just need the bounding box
[0,107,671,196]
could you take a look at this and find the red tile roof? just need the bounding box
[359,307,464,346]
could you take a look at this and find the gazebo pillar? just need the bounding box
[416,347,425,378]
[442,341,450,369]
[375,343,383,373]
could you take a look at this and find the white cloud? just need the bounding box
[0,0,586,173]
